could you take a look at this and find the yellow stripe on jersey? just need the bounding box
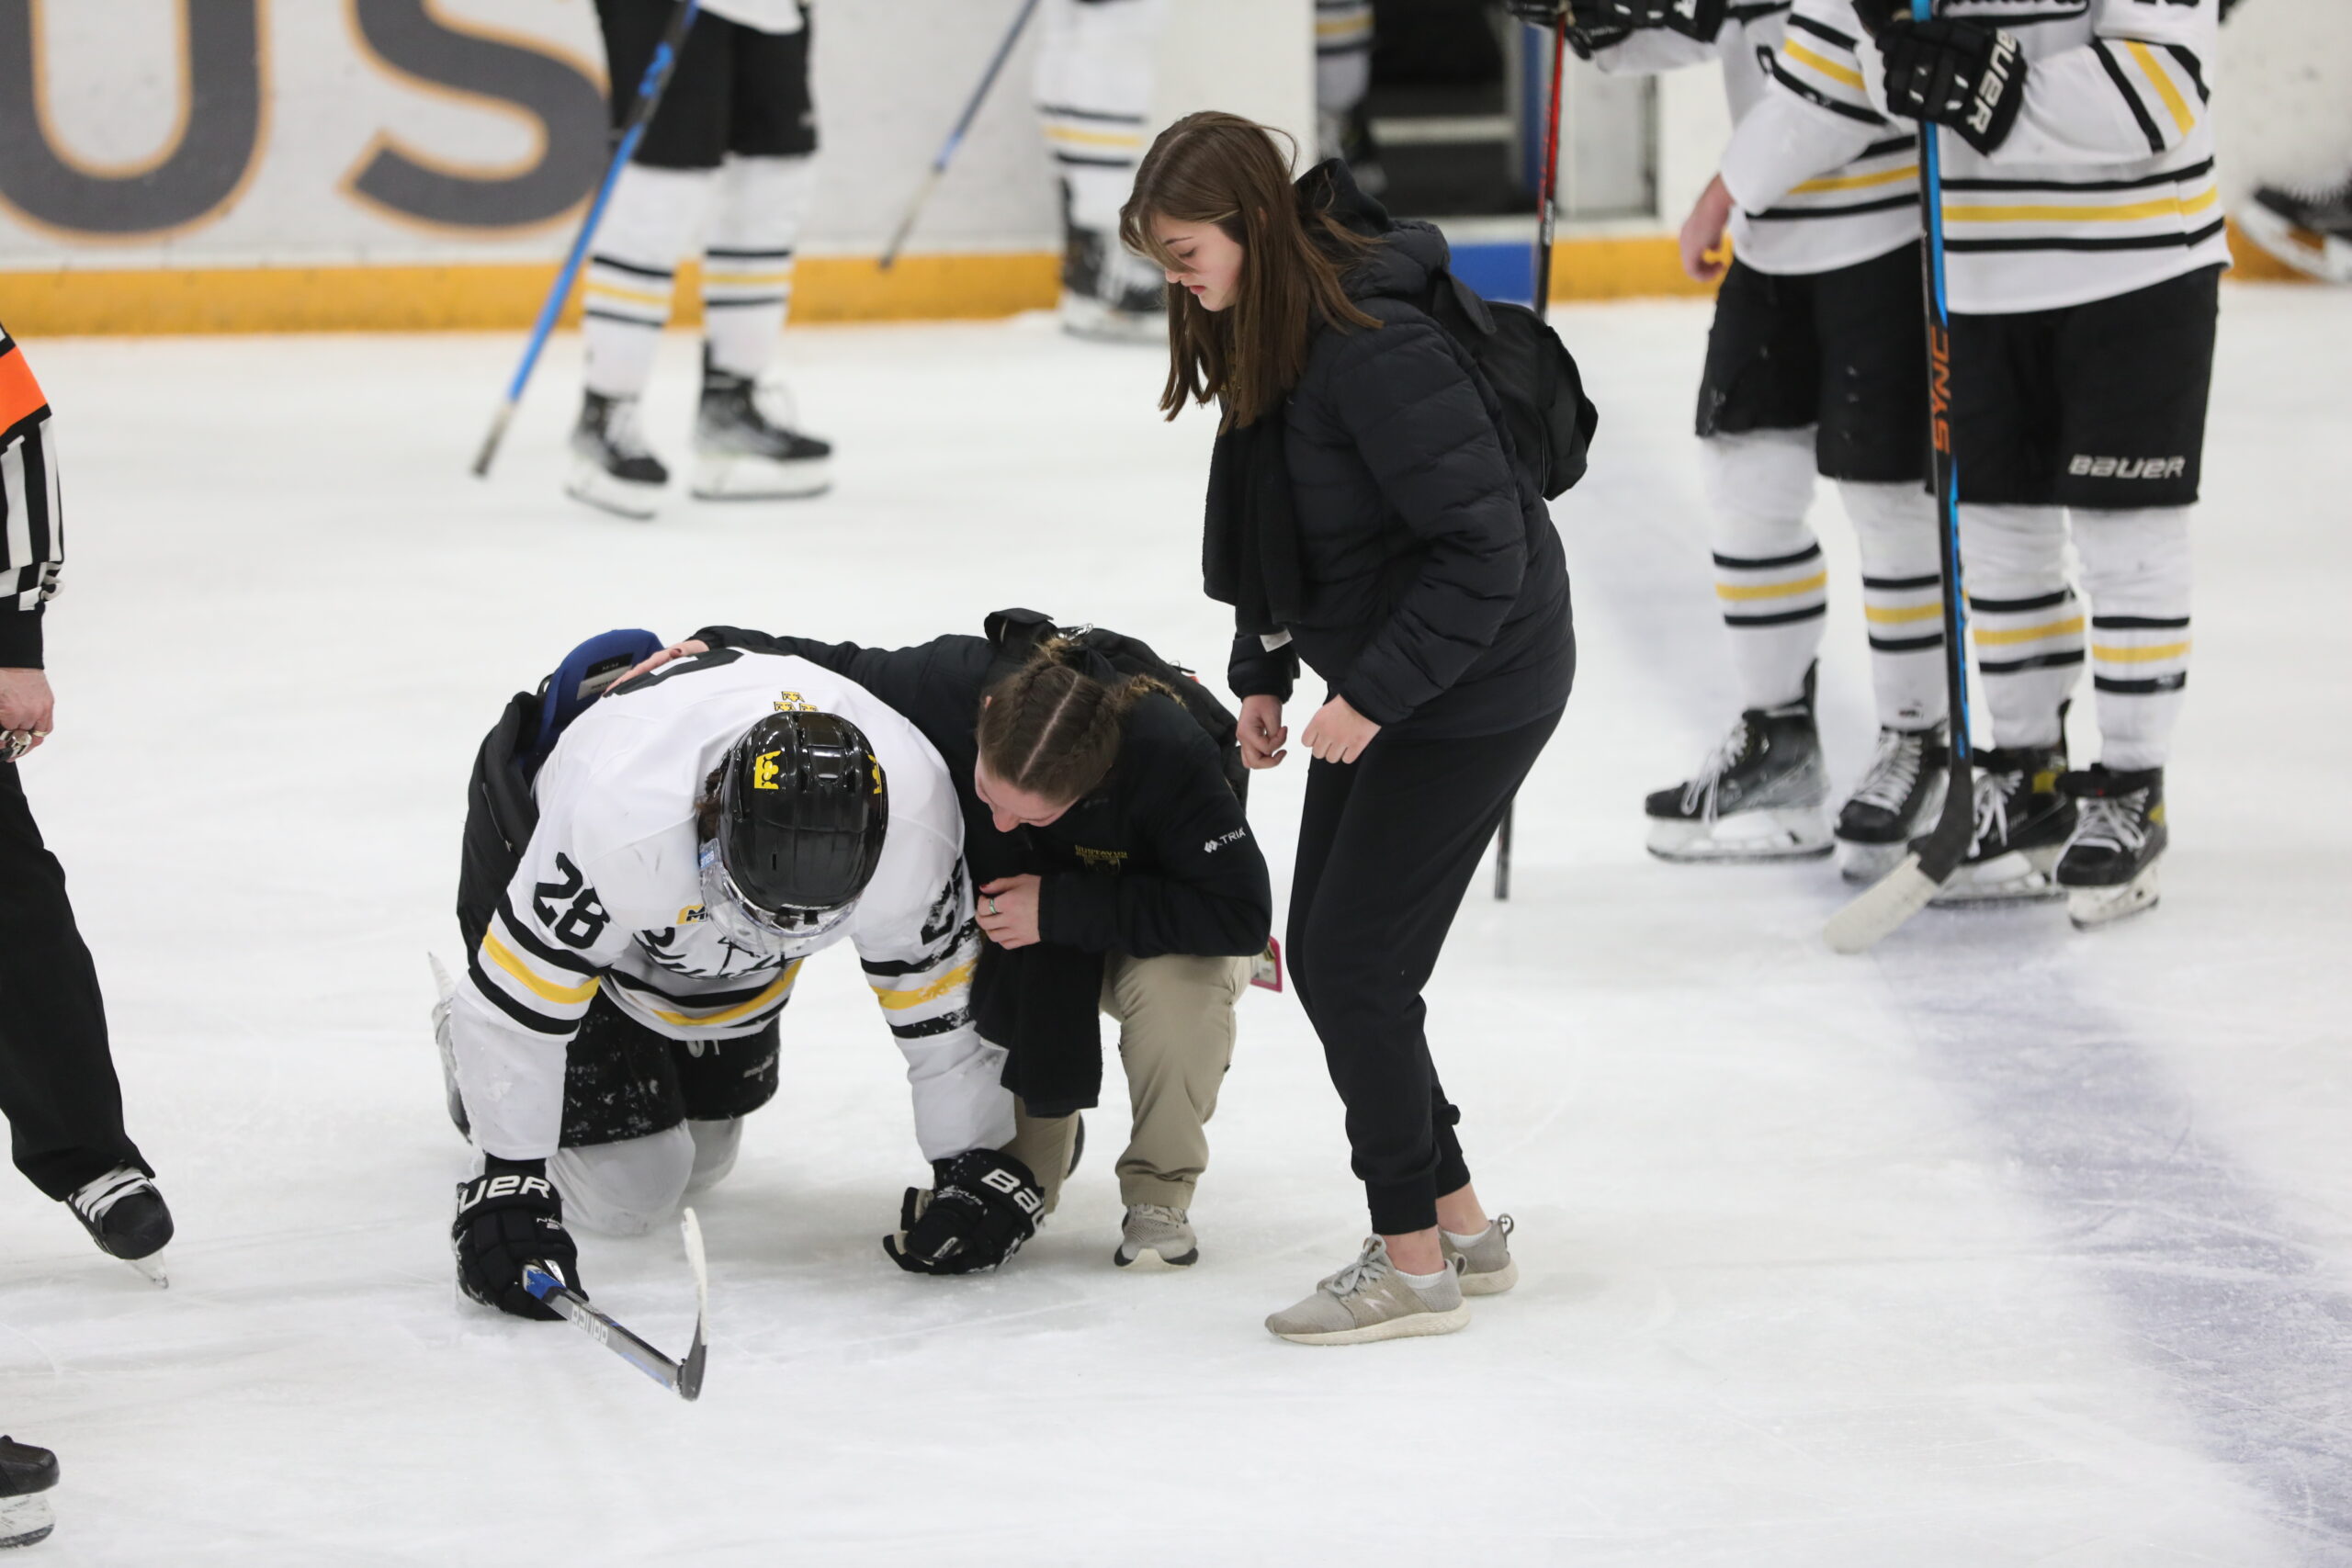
[1784,39,1866,92]
[482,933,601,1007]
[1864,602,1943,626]
[1792,164,1918,195]
[872,961,976,1011]
[1045,125,1145,150]
[2126,40,2196,136]
[2093,640,2192,662]
[701,270,797,288]
[1946,186,2217,225]
[1973,616,2086,646]
[1716,571,1830,602]
[638,961,803,1029]
[1317,16,1373,39]
[584,280,673,308]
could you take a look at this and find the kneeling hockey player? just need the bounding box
[1734,0,2222,926]
[442,637,1042,1321]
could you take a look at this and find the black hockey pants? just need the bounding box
[0,761,147,1200]
[1288,707,1561,1235]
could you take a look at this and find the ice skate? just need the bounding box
[1835,726,1950,883]
[565,390,668,520]
[0,1437,57,1550]
[1265,1236,1469,1346]
[1645,668,1832,863]
[2056,764,2166,931]
[1114,1203,1198,1270]
[1927,742,2074,906]
[691,355,831,501]
[65,1165,173,1287]
[1441,1213,1517,1296]
[2237,180,2352,284]
[1057,221,1166,344]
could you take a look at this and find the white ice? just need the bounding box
[4,286,2349,1564]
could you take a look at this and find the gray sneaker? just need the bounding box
[1115,1203,1198,1269]
[1265,1237,1470,1346]
[1441,1213,1518,1296]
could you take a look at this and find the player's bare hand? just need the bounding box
[977,874,1043,949]
[612,638,708,692]
[1681,174,1736,283]
[0,668,55,760]
[1238,694,1288,769]
[1301,695,1380,764]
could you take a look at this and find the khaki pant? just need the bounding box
[1003,951,1250,1213]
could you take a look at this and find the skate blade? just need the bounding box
[564,462,662,520]
[1928,846,2064,906]
[125,1250,168,1288]
[690,453,831,501]
[1647,807,1832,863]
[2067,864,2160,931]
[0,1493,53,1549]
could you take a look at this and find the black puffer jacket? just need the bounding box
[1226,164,1575,739]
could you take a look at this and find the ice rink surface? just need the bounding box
[4,285,2349,1564]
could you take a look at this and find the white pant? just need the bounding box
[548,1119,744,1237]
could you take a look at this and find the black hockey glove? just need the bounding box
[452,1156,582,1322]
[1871,17,2030,154]
[883,1147,1044,1276]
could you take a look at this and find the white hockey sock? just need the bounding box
[702,154,816,381]
[1702,430,1826,712]
[1960,503,2079,751]
[582,162,714,400]
[1839,479,1948,731]
[1316,1,1374,135]
[1035,0,1167,234]
[2073,505,2193,772]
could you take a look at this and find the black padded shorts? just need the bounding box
[1695,243,1929,485]
[1949,264,2221,510]
[596,0,817,168]
[560,992,782,1147]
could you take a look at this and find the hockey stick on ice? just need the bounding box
[1824,0,1974,954]
[523,1207,710,1402]
[1494,11,1569,903]
[877,0,1045,271]
[470,0,701,479]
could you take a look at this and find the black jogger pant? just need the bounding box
[1288,707,1562,1235]
[0,761,146,1200]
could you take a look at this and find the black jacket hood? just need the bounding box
[1297,158,1451,306]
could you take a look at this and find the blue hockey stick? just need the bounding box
[1826,0,1977,953]
[471,0,702,479]
[877,0,1046,271]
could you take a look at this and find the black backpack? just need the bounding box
[981,608,1248,805]
[1422,269,1600,501]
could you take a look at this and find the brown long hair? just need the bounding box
[1118,111,1380,430]
[977,640,1171,807]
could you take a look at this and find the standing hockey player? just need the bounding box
[0,323,173,1283]
[571,0,831,517]
[443,640,1041,1320]
[1126,116,1574,1343]
[1737,0,2222,923]
[1513,0,1948,876]
[648,613,1272,1270]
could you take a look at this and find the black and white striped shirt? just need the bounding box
[0,324,61,670]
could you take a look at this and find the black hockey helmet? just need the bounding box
[708,710,888,929]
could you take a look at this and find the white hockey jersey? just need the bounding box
[1593,4,1920,276]
[1726,0,2226,312]
[448,649,1012,1165]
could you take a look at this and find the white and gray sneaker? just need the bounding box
[1265,1236,1470,1346]
[1114,1203,1198,1269]
[1440,1213,1518,1296]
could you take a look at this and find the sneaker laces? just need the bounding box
[2071,791,2148,856]
[68,1166,150,1224]
[1324,1237,1395,1300]
[1849,729,1927,815]
[1679,717,1754,821]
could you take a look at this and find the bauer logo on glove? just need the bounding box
[883,1147,1045,1276]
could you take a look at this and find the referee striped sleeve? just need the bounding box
[0,325,62,667]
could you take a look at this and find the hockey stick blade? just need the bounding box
[1824,852,1941,954]
[523,1213,708,1403]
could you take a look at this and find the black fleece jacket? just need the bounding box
[1225,164,1576,739]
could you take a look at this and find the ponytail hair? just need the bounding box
[977,640,1172,807]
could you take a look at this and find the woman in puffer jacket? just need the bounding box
[1121,111,1576,1345]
